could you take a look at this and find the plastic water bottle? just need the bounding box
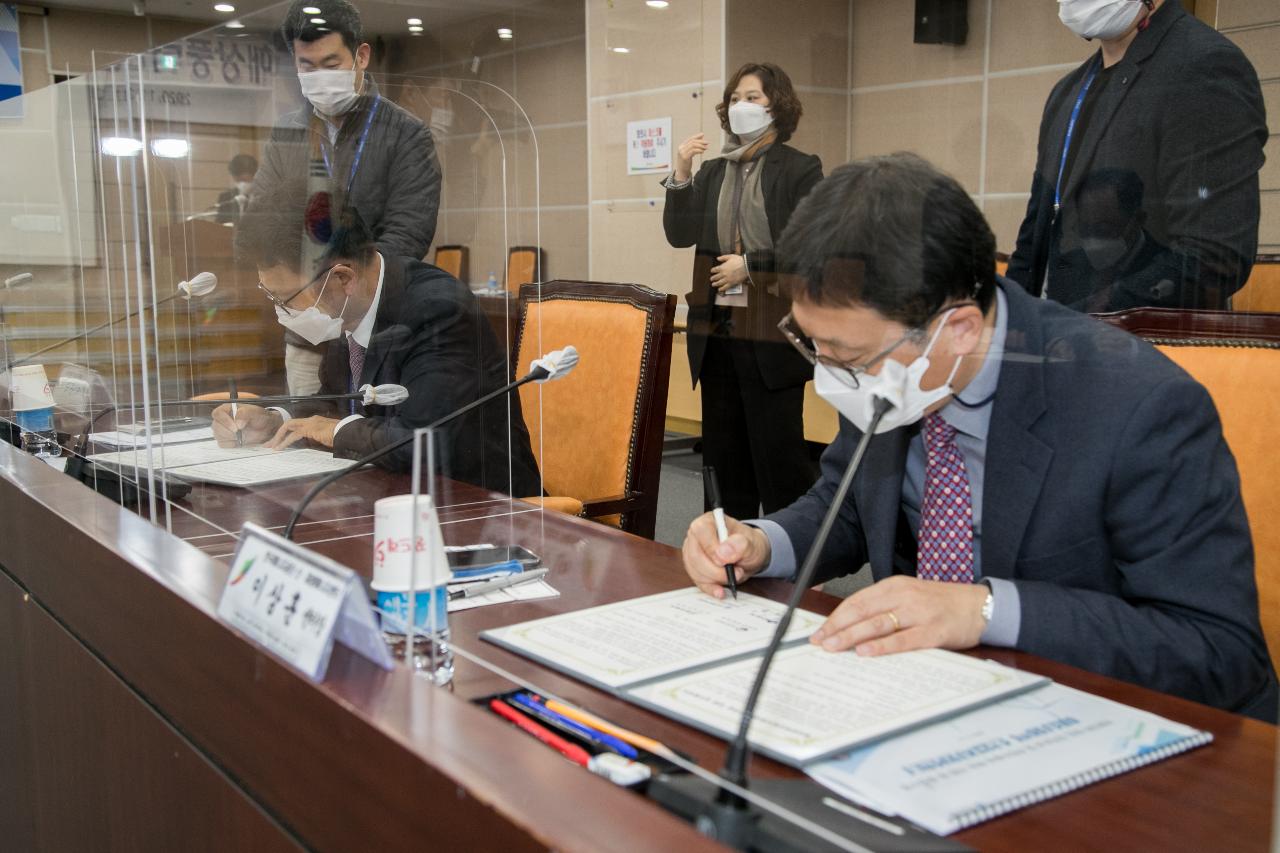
[486,271,499,294]
[16,406,60,458]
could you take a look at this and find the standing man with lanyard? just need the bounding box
[1006,0,1267,312]
[253,0,442,394]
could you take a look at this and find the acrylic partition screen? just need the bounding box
[0,2,550,565]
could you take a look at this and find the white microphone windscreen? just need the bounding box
[531,345,580,382]
[361,383,410,405]
[178,271,218,299]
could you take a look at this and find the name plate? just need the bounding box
[217,522,393,681]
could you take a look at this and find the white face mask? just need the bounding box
[235,180,253,196]
[299,67,361,116]
[728,101,772,138]
[1058,0,1144,41]
[813,310,962,435]
[274,270,348,345]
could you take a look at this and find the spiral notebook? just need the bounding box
[807,682,1213,835]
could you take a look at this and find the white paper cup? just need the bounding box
[371,494,449,592]
[10,364,54,412]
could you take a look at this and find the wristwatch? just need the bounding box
[979,579,995,624]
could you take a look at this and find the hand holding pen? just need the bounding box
[702,466,738,600]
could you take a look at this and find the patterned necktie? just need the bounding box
[916,413,975,583]
[347,338,366,415]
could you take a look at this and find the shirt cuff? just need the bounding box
[661,173,692,190]
[979,576,1021,647]
[267,406,291,422]
[745,519,798,581]
[332,413,364,438]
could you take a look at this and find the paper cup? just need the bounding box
[372,494,450,633]
[10,364,54,412]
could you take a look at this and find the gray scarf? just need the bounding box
[715,131,775,260]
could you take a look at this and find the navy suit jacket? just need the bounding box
[768,281,1277,720]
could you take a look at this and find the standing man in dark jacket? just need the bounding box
[663,62,822,520]
[255,0,442,394]
[1006,0,1267,312]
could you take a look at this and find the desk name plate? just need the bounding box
[217,522,393,681]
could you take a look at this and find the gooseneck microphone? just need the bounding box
[7,273,218,369]
[281,346,579,540]
[170,383,411,408]
[647,397,895,851]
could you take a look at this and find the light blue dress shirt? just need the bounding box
[752,287,1021,646]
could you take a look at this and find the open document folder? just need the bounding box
[87,439,353,487]
[482,588,1047,766]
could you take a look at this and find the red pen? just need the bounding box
[489,698,592,767]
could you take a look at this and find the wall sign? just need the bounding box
[627,116,672,176]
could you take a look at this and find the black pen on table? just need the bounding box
[702,466,738,600]
[228,377,243,448]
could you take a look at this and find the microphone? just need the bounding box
[171,383,410,408]
[7,274,218,369]
[646,397,895,850]
[281,347,580,540]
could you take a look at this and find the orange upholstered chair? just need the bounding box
[995,251,1010,279]
[506,246,545,294]
[1095,307,1280,665]
[1231,255,1280,313]
[433,245,469,284]
[514,281,675,539]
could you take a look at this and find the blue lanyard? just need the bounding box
[321,95,381,195]
[1053,62,1099,214]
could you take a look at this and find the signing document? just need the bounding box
[483,588,1046,766]
[88,439,352,487]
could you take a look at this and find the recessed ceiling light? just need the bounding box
[101,137,143,157]
[610,46,631,53]
[213,3,235,12]
[407,17,421,25]
[302,5,320,13]
[497,27,513,39]
[150,138,190,159]
[646,0,669,7]
[408,25,423,32]
[411,31,422,36]
[310,17,326,24]
[226,19,244,28]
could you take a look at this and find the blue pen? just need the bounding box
[450,559,525,581]
[511,693,639,760]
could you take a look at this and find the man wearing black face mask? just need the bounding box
[253,0,442,395]
[1006,0,1267,312]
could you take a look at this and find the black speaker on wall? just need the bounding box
[914,0,968,45]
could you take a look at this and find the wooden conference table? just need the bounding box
[1,446,1274,852]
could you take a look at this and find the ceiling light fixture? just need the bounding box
[302,5,320,13]
[150,138,190,159]
[310,17,326,24]
[409,25,423,33]
[226,20,244,28]
[407,17,422,25]
[100,137,143,157]
[497,27,513,39]
[646,0,670,7]
[213,3,235,12]
[610,46,631,53]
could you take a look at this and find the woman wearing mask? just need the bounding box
[663,62,822,520]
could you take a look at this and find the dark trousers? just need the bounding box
[699,335,816,520]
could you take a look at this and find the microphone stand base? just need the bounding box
[645,772,973,853]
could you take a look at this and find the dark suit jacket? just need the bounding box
[254,76,441,262]
[294,256,541,497]
[1006,0,1267,311]
[663,143,822,390]
[768,280,1277,720]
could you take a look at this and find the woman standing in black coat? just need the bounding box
[663,62,822,519]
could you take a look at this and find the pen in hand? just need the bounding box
[228,377,243,448]
[702,466,738,600]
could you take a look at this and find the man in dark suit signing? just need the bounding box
[211,202,541,498]
[683,153,1277,721]
[1006,0,1267,311]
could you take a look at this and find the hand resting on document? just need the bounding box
[212,403,341,450]
[681,511,988,657]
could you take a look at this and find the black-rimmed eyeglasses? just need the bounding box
[777,312,914,390]
[257,266,333,312]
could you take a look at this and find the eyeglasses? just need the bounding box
[257,267,332,312]
[777,312,916,390]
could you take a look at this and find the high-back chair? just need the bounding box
[433,245,469,284]
[514,281,675,539]
[1095,306,1280,665]
[506,246,545,294]
[1231,255,1280,313]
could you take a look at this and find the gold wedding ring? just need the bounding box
[886,611,901,632]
